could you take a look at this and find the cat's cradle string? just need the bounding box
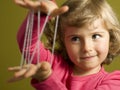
[20,9,59,69]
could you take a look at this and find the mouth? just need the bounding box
[80,56,96,61]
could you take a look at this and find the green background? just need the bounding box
[0,0,120,90]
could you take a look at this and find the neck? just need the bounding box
[73,66,101,76]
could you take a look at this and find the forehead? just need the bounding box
[85,18,107,30]
[63,18,107,32]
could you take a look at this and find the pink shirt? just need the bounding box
[17,14,120,90]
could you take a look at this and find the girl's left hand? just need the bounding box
[13,0,69,17]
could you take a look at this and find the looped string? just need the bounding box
[20,9,59,68]
[50,15,59,65]
[20,10,34,68]
[37,10,40,64]
[29,11,51,64]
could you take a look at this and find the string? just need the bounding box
[29,11,51,64]
[27,10,34,65]
[20,11,31,68]
[37,10,40,64]
[20,1,59,67]
[20,10,34,68]
[50,16,59,65]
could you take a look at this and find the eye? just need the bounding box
[92,34,101,40]
[71,36,80,43]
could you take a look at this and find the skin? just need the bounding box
[64,19,110,76]
[8,0,69,82]
[8,62,52,82]
[13,0,69,16]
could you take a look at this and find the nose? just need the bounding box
[81,39,93,53]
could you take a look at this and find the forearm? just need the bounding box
[31,72,68,90]
[17,13,46,52]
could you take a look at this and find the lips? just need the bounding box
[80,56,96,60]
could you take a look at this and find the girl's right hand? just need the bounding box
[8,61,52,82]
[13,0,69,17]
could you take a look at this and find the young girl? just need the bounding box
[8,0,120,90]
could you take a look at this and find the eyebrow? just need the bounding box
[90,30,107,33]
[66,31,106,37]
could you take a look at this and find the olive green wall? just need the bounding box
[0,0,120,90]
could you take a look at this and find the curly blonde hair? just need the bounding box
[44,0,120,65]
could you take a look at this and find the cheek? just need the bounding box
[65,43,80,63]
[96,39,109,59]
[65,43,76,55]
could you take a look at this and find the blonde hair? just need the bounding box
[44,0,120,65]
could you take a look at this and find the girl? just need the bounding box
[8,0,120,90]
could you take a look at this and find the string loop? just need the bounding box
[20,9,59,68]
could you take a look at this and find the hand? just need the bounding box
[8,61,52,82]
[13,0,69,17]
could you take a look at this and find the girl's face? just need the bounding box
[63,19,110,76]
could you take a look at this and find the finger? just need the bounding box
[14,68,27,78]
[51,6,69,17]
[14,0,26,5]
[8,64,30,71]
[36,62,51,77]
[24,64,39,78]
[33,68,52,81]
[31,62,52,81]
[8,66,21,72]
[14,0,41,10]
[8,76,23,83]
[40,62,51,71]
[24,0,41,9]
[38,1,58,14]
[14,0,27,7]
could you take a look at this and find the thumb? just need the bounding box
[39,61,51,71]
[51,5,69,17]
[32,62,52,81]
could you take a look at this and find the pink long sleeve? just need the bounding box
[17,14,51,64]
[17,14,120,90]
[94,71,120,90]
[31,65,120,90]
[17,13,47,50]
[16,4,120,90]
[17,13,69,90]
[31,72,68,90]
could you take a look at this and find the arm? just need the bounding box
[17,13,50,64]
[17,13,46,52]
[8,0,69,89]
[16,0,57,64]
[94,71,120,90]
[31,72,68,90]
[16,0,69,64]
